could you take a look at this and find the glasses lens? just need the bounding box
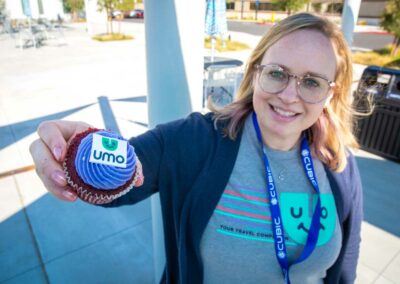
[258,65,288,93]
[298,76,330,103]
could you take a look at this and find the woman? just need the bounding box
[30,13,362,284]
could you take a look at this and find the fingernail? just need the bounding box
[53,146,62,161]
[62,190,76,201]
[51,170,66,186]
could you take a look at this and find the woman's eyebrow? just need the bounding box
[306,71,330,80]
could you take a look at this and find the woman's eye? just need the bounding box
[268,70,286,81]
[303,78,321,89]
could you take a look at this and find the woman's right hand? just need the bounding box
[29,120,92,202]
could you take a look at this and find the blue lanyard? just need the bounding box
[252,112,322,284]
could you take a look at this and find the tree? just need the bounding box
[381,0,400,56]
[0,0,6,17]
[272,0,310,15]
[63,0,85,22]
[97,0,135,34]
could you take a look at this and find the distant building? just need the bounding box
[227,0,388,19]
[4,0,64,20]
[359,0,387,18]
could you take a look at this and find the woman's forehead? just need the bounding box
[261,30,337,80]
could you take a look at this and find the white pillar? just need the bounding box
[29,0,39,18]
[5,0,24,18]
[84,0,107,35]
[341,0,362,48]
[41,0,65,20]
[144,0,204,282]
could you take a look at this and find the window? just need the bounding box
[226,2,235,10]
[249,3,280,11]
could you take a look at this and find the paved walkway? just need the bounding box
[0,21,399,284]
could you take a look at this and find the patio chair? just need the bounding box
[203,62,243,109]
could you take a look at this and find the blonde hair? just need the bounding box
[213,12,358,172]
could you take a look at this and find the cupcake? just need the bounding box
[63,128,137,204]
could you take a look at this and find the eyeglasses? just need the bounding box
[255,64,335,104]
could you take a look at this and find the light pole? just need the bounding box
[255,0,259,21]
[241,0,244,19]
[341,0,362,48]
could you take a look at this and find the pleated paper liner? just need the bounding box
[63,160,137,204]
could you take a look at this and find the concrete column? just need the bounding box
[84,0,107,35]
[5,0,24,18]
[144,0,204,282]
[341,0,362,48]
[29,0,39,18]
[41,0,65,20]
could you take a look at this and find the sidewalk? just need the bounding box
[0,21,399,284]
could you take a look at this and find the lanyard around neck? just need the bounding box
[252,112,322,284]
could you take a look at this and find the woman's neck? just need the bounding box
[262,132,301,151]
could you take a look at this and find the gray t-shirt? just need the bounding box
[200,115,342,284]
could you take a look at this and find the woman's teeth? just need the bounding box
[272,106,297,117]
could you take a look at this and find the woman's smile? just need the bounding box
[269,104,301,121]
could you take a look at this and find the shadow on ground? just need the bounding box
[0,95,147,151]
[0,191,154,283]
[356,155,400,237]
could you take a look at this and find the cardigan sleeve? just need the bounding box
[325,152,363,284]
[339,153,363,283]
[101,125,165,207]
[100,112,215,208]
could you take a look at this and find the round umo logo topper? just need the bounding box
[89,134,128,168]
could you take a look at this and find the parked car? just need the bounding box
[126,9,144,19]
[111,10,122,19]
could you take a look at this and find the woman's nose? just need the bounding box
[276,77,300,103]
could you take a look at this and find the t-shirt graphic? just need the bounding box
[280,192,336,246]
[215,182,337,247]
[215,182,275,242]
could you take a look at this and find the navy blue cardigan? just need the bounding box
[104,112,363,284]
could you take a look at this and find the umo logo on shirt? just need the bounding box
[89,134,128,168]
[280,193,337,246]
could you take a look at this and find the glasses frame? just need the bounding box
[254,64,336,104]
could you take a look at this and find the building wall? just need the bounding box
[228,0,388,19]
[5,0,24,18]
[40,0,64,20]
[359,1,387,18]
[5,0,64,20]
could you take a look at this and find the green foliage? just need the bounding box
[380,0,400,56]
[63,0,84,14]
[271,0,310,15]
[97,0,117,14]
[381,0,400,38]
[97,0,134,13]
[116,0,135,12]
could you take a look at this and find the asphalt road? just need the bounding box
[124,18,394,51]
[227,21,394,51]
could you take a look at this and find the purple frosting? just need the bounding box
[74,130,136,190]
